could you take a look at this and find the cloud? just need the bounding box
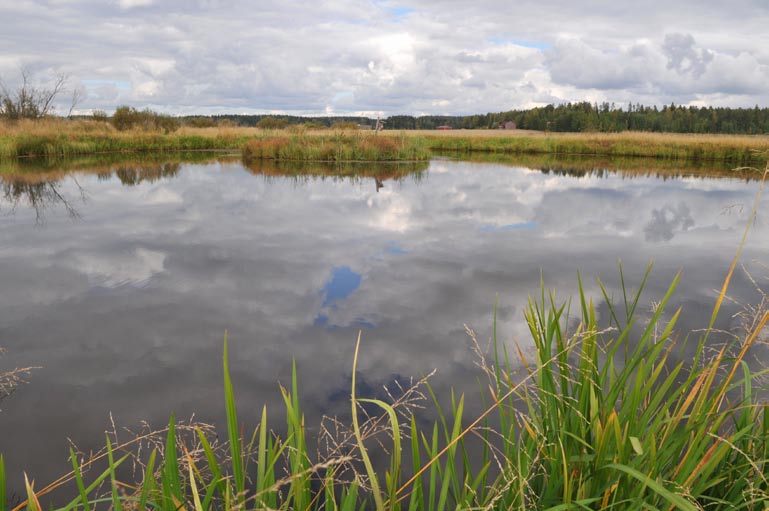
[117,0,155,9]
[0,2,768,114]
[663,33,714,78]
[643,202,696,242]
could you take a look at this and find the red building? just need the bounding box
[436,125,453,130]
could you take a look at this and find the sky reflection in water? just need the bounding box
[0,157,768,489]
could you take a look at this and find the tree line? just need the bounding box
[179,102,769,134]
[3,69,769,135]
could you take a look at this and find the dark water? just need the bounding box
[1,156,768,494]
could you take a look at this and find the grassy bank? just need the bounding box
[3,120,769,165]
[422,130,769,163]
[0,120,246,160]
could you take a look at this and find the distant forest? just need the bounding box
[190,102,769,134]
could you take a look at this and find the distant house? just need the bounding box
[499,121,517,130]
[436,125,453,130]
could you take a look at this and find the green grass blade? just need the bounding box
[139,449,157,511]
[105,434,123,511]
[351,333,385,511]
[605,464,697,511]
[59,454,130,511]
[256,405,269,502]
[222,333,245,504]
[162,414,182,508]
[68,448,90,511]
[358,398,402,507]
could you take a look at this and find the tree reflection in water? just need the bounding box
[2,178,86,223]
[0,162,182,223]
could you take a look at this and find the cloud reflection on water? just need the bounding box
[0,157,767,490]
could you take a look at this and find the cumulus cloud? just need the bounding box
[644,202,696,242]
[0,1,767,114]
[663,33,714,78]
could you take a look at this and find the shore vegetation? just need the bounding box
[2,118,769,165]
[241,132,430,162]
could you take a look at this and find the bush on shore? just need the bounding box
[111,106,180,133]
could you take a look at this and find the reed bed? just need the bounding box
[0,119,246,160]
[3,119,769,164]
[241,132,431,162]
[421,130,769,163]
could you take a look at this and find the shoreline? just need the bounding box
[2,122,769,165]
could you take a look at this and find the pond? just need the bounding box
[1,154,768,495]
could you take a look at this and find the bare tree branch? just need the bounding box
[0,68,70,119]
[67,85,85,118]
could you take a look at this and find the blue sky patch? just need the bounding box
[322,266,362,307]
[384,241,408,255]
[487,37,550,50]
[332,91,354,103]
[480,221,538,232]
[82,78,131,91]
[373,1,415,20]
[390,6,415,18]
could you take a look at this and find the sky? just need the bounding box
[1,0,769,116]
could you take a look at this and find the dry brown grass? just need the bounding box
[401,128,769,144]
[3,119,769,163]
[0,117,115,137]
[0,347,38,403]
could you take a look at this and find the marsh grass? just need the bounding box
[0,119,246,161]
[241,131,431,162]
[421,130,769,163]
[3,119,769,164]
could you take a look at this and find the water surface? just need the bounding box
[1,155,768,493]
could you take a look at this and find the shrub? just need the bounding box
[331,121,360,130]
[185,116,217,128]
[256,116,289,129]
[91,110,108,123]
[111,105,179,133]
